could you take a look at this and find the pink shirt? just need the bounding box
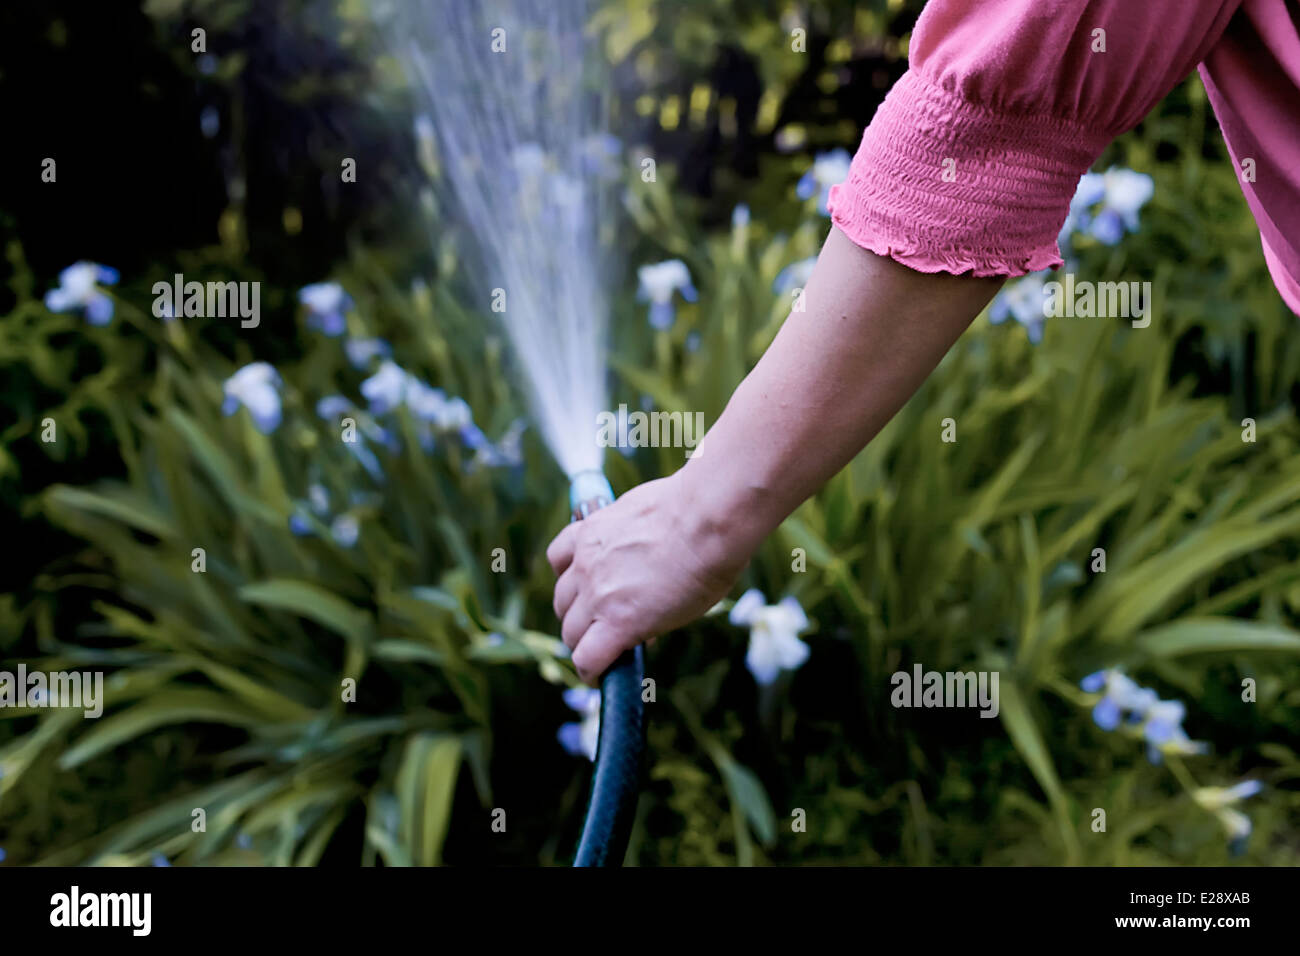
[826,0,1300,314]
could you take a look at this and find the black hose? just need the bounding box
[572,646,645,866]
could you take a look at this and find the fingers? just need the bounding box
[547,513,628,683]
[546,521,579,576]
[560,592,594,651]
[572,621,627,686]
[553,566,579,622]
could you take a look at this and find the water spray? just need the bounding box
[383,0,646,865]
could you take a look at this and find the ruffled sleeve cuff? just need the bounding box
[827,70,1112,277]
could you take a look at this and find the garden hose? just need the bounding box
[568,471,646,867]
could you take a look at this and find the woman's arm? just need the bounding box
[548,226,1004,683]
[677,225,1004,567]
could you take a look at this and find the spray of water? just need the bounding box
[381,0,614,477]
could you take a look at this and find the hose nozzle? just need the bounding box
[569,470,614,521]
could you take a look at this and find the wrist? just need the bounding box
[670,455,774,579]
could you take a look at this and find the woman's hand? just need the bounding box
[547,472,744,684]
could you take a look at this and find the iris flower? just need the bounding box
[330,514,360,548]
[360,360,409,415]
[222,362,282,433]
[344,338,391,370]
[1061,167,1155,247]
[558,687,601,761]
[299,282,351,336]
[989,271,1051,344]
[730,589,811,686]
[1192,781,1263,855]
[316,395,353,421]
[462,419,527,470]
[44,262,119,326]
[407,380,471,432]
[636,259,698,330]
[1080,669,1207,764]
[796,149,851,216]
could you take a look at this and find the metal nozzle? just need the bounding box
[569,470,614,521]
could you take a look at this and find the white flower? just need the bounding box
[1098,167,1155,230]
[299,281,348,314]
[730,589,810,686]
[558,687,601,761]
[438,396,473,432]
[330,514,360,548]
[1192,782,1259,852]
[1193,780,1263,811]
[404,379,447,422]
[1217,807,1252,842]
[221,362,282,433]
[360,360,409,415]
[409,380,472,432]
[44,261,119,326]
[1141,698,1187,737]
[637,259,694,304]
[636,259,698,330]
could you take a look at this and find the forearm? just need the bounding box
[676,226,1004,567]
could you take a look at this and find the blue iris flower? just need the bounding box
[636,260,697,331]
[1058,168,1154,249]
[344,337,392,370]
[221,362,282,434]
[1092,695,1122,731]
[44,262,119,326]
[316,395,353,421]
[299,282,352,337]
[1080,669,1206,764]
[796,149,851,216]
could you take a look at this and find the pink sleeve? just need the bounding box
[826,0,1242,277]
[1200,0,1300,316]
